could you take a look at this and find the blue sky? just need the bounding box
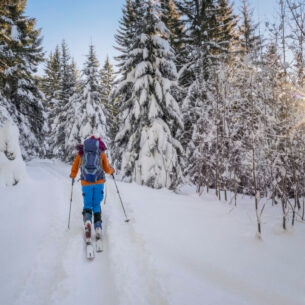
[25,0,126,72]
[25,0,278,73]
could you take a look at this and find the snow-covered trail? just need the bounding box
[2,159,169,305]
[1,160,305,305]
[0,159,111,305]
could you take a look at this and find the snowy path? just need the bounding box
[3,159,169,305]
[1,160,305,305]
[0,159,115,305]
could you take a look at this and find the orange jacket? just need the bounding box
[70,152,115,186]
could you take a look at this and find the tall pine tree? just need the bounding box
[100,56,117,143]
[78,44,108,144]
[238,0,262,57]
[113,0,183,189]
[0,0,46,159]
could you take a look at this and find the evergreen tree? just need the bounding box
[176,0,218,159]
[176,0,215,86]
[160,0,185,68]
[78,44,108,144]
[114,0,143,78]
[60,60,82,162]
[45,41,82,160]
[41,46,61,109]
[41,46,61,156]
[111,0,145,159]
[238,0,262,57]
[179,1,247,194]
[0,0,46,159]
[113,0,183,189]
[100,57,117,142]
[100,56,115,106]
[59,40,75,105]
[0,3,11,90]
[214,0,239,56]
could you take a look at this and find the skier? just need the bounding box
[70,136,114,241]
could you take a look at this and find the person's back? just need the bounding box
[70,136,115,244]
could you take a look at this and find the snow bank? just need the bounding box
[0,120,27,186]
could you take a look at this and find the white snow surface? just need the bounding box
[1,159,305,305]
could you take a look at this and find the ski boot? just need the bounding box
[82,209,92,242]
[94,212,102,240]
[94,221,102,240]
[84,220,92,240]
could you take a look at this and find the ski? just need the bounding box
[96,238,103,252]
[84,221,103,257]
[95,226,103,253]
[86,240,95,259]
[84,221,95,259]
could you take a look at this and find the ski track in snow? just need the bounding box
[105,183,170,305]
[11,160,169,305]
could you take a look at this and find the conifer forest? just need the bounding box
[1,0,305,233]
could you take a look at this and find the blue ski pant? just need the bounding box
[82,183,104,213]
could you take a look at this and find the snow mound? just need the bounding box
[0,120,27,186]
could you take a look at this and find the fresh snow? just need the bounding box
[1,157,305,305]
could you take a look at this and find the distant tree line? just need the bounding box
[1,0,305,234]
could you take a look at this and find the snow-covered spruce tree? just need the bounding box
[113,0,183,189]
[114,0,142,77]
[78,44,108,145]
[100,57,117,143]
[0,0,46,159]
[60,60,83,162]
[160,0,185,70]
[159,0,186,135]
[178,0,239,191]
[213,0,239,58]
[0,3,10,91]
[110,0,144,163]
[0,7,15,127]
[48,41,82,160]
[238,0,262,58]
[176,0,217,154]
[41,46,61,156]
[0,94,12,126]
[41,46,61,109]
[175,0,239,76]
[100,57,115,106]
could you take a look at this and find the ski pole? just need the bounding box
[104,183,107,205]
[112,174,130,222]
[68,178,74,229]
